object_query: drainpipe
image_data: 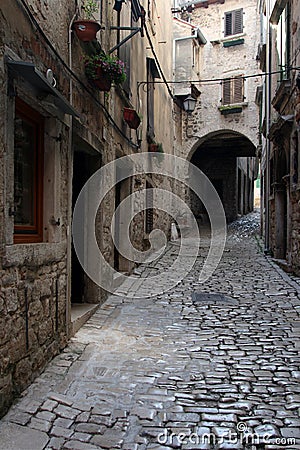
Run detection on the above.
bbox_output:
[264,0,271,251]
[65,6,78,337]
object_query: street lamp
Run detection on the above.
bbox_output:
[183,95,196,114]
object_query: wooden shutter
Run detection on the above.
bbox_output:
[222,79,231,104]
[131,0,142,21]
[233,76,244,103]
[224,12,233,36]
[222,77,244,104]
[233,9,243,34]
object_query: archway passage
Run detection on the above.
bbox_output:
[190,131,258,223]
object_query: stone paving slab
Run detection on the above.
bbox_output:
[0,212,300,449]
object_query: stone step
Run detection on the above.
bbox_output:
[71,303,99,335]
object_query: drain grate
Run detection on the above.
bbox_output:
[191,292,238,306]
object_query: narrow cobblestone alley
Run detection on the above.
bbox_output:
[1,212,300,450]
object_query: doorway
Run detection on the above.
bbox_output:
[113,167,133,273]
[71,147,101,303]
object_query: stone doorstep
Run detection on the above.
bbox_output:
[0,423,49,450]
[71,304,99,336]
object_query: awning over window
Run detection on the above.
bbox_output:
[7,60,79,117]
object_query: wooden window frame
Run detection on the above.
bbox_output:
[14,98,44,243]
[222,76,244,105]
[224,9,243,37]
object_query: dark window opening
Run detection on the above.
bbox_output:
[292,133,299,185]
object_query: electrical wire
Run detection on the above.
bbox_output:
[13,0,300,131]
[143,22,175,100]
[16,0,139,149]
[138,66,300,87]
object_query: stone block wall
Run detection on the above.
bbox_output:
[289,190,300,275]
[0,259,67,415]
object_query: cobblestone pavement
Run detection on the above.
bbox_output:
[1,212,300,450]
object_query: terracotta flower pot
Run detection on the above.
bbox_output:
[149,143,159,152]
[123,108,141,129]
[87,67,112,92]
[72,20,101,42]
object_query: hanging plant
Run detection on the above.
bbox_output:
[72,0,101,42]
[84,53,126,91]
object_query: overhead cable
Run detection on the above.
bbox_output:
[143,22,175,100]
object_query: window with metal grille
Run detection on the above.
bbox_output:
[147,58,155,140]
[224,9,243,37]
[222,76,244,105]
[145,181,153,234]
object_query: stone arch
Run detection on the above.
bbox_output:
[186,129,258,224]
[186,128,257,162]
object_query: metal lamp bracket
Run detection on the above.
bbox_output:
[108,5,145,53]
[108,27,141,54]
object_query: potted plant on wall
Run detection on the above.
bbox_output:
[148,141,164,160]
[72,0,101,42]
[123,107,141,129]
[84,52,126,91]
[148,142,159,152]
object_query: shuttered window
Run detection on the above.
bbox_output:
[224,9,243,36]
[222,76,244,105]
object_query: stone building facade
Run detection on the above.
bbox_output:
[173,0,260,222]
[257,0,300,274]
[0,0,174,416]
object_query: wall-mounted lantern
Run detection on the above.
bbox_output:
[183,95,197,114]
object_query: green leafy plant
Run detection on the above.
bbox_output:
[157,143,164,153]
[157,143,164,162]
[84,53,126,85]
[82,0,98,19]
